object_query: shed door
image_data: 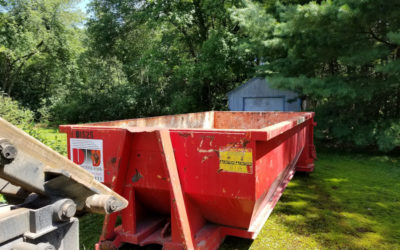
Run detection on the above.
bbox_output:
[243,97,285,111]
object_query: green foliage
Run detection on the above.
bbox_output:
[0,0,84,114]
[377,120,400,152]
[36,0,258,123]
[0,94,66,154]
[47,55,138,123]
[34,127,67,155]
[1,0,400,152]
[232,0,400,152]
[77,0,255,118]
[0,93,34,130]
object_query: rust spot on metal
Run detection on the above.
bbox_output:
[178,132,191,137]
[242,139,250,148]
[111,157,117,164]
[131,169,142,183]
[161,176,170,182]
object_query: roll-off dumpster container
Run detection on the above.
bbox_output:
[60,111,316,249]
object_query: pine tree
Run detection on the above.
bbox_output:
[232,0,400,151]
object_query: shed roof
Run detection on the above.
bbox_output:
[227,77,266,96]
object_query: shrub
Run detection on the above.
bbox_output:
[0,94,66,155]
[0,93,35,131]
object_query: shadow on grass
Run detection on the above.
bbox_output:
[220,153,400,249]
[249,153,400,249]
[271,173,357,247]
[221,236,253,250]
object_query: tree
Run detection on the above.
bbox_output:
[84,0,256,116]
[0,0,84,112]
[232,0,400,151]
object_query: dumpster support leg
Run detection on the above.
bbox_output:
[158,130,195,249]
[296,119,317,172]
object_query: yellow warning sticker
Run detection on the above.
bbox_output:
[219,148,253,174]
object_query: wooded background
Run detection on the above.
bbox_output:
[1,0,399,152]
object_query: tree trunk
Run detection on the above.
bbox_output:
[193,0,208,42]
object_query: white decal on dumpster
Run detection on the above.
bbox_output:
[219,148,253,174]
[70,138,104,182]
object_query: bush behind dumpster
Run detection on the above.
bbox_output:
[0,93,35,131]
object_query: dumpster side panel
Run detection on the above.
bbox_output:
[128,132,170,191]
[170,131,256,228]
[170,131,255,197]
[254,121,309,199]
[296,118,317,172]
[63,127,128,186]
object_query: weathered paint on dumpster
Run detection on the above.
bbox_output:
[60,111,316,249]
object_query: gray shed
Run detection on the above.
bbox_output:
[228,77,301,111]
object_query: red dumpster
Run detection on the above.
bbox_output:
[60,111,316,249]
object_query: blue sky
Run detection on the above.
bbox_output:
[0,0,92,14]
[76,0,91,13]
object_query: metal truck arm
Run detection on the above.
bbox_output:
[0,117,128,250]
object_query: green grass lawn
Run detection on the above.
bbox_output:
[34,127,67,155]
[37,128,400,249]
[223,152,400,250]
